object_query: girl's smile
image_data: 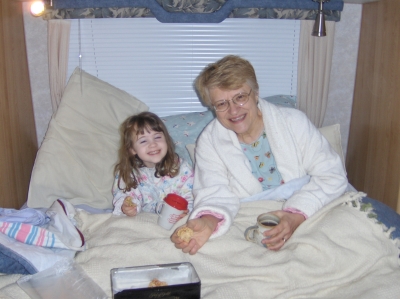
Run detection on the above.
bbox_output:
[130,129,168,168]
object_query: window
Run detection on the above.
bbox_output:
[68,18,299,116]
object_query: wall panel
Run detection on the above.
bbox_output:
[0,0,37,208]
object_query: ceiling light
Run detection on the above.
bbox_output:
[30,0,52,17]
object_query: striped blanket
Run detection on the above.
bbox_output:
[0,199,85,251]
[0,222,61,248]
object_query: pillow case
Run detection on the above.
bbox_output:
[161,110,215,165]
[27,68,148,209]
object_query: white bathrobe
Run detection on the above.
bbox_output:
[190,99,348,238]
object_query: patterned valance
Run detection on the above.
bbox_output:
[43,0,343,21]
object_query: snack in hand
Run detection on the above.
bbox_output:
[124,196,137,208]
[177,226,193,242]
[148,278,168,287]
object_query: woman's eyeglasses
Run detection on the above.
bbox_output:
[212,89,252,112]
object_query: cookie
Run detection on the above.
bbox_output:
[124,196,137,208]
[177,226,193,242]
[148,278,168,287]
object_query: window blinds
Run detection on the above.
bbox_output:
[68,18,300,116]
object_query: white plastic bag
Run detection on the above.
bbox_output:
[17,259,108,299]
[44,199,86,251]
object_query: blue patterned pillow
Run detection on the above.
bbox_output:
[161,95,297,165]
[161,110,215,165]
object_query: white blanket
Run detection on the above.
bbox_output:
[1,191,399,299]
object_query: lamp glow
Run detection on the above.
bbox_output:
[30,1,46,17]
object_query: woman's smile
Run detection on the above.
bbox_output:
[229,114,246,123]
[210,85,262,143]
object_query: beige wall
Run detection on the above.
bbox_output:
[23,2,52,146]
[323,3,362,159]
[23,3,362,159]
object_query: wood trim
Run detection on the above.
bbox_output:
[0,0,38,208]
[343,0,379,3]
[346,0,400,212]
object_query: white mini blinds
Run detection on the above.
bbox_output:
[67,18,300,117]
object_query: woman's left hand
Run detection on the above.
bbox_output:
[262,211,306,251]
[170,215,219,255]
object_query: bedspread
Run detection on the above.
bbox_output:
[1,191,399,299]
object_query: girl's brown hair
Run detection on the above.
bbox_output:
[114,111,179,192]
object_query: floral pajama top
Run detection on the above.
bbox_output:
[112,158,194,215]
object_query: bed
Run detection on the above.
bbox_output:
[0,69,400,299]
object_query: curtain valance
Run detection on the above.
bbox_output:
[44,0,343,21]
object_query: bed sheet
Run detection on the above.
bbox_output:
[0,192,399,299]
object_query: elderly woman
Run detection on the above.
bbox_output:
[171,55,347,254]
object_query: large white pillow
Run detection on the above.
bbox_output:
[318,124,345,169]
[186,124,345,169]
[27,68,148,209]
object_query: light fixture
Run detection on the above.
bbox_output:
[312,0,329,37]
[30,0,52,17]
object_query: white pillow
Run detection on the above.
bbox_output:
[186,124,345,169]
[318,124,345,168]
[27,68,149,209]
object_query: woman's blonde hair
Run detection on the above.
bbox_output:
[114,111,179,192]
[195,55,259,107]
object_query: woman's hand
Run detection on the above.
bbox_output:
[170,215,220,255]
[262,211,305,251]
[121,196,138,217]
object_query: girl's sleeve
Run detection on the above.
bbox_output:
[177,159,194,211]
[112,174,142,215]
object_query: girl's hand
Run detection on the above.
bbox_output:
[122,196,138,217]
[177,209,189,220]
[262,211,305,251]
[170,215,220,255]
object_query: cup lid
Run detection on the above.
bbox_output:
[164,193,188,210]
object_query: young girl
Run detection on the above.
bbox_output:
[112,111,194,217]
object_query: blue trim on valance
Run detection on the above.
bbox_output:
[43,0,343,23]
[48,0,343,22]
[54,0,343,10]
